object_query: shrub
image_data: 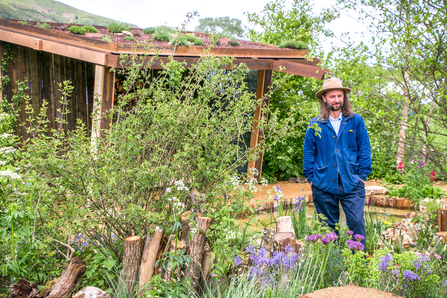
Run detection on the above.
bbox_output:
[67,26,86,35]
[106,21,130,33]
[124,36,135,41]
[18,20,28,25]
[143,27,155,35]
[279,40,308,49]
[170,34,203,46]
[102,35,113,42]
[228,38,240,47]
[36,22,50,29]
[81,25,98,33]
[153,31,171,42]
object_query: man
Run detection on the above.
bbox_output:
[303,77,372,248]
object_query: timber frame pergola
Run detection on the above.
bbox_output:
[0,18,327,180]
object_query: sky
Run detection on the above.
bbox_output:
[56,0,366,53]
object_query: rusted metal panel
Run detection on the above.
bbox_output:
[272,60,327,80]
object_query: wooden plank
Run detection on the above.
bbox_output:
[41,51,54,130]
[272,60,327,80]
[247,70,266,180]
[16,45,28,139]
[100,67,115,130]
[28,48,41,118]
[53,54,63,131]
[86,62,94,134]
[0,41,4,102]
[76,60,87,128]
[255,70,273,181]
[91,64,105,141]
[0,29,109,65]
[65,57,76,131]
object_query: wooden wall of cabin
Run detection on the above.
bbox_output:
[0,41,94,141]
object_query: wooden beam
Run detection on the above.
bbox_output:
[255,70,273,181]
[0,41,3,102]
[91,65,115,142]
[272,60,327,80]
[247,70,266,180]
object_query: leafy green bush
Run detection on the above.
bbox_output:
[228,38,240,47]
[153,31,171,42]
[170,34,203,46]
[143,27,155,35]
[279,40,308,49]
[106,21,130,33]
[36,22,50,29]
[67,26,86,35]
[18,20,28,25]
[102,35,113,42]
[81,25,98,33]
[124,36,135,41]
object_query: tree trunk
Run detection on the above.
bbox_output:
[261,228,275,258]
[273,232,296,253]
[120,236,142,296]
[46,257,86,298]
[396,83,410,174]
[139,228,163,293]
[276,216,292,233]
[187,216,213,293]
[202,250,213,283]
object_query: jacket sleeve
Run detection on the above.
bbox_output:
[356,115,372,181]
[303,122,317,183]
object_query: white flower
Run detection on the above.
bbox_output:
[177,186,189,191]
[155,226,163,233]
[0,133,13,140]
[0,160,7,166]
[259,178,268,186]
[0,169,21,179]
[174,180,184,186]
[231,176,240,186]
[226,230,236,240]
[0,147,16,154]
[190,228,197,235]
[166,187,171,193]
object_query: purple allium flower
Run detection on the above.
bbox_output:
[403,270,420,281]
[306,234,323,242]
[346,240,364,251]
[284,244,294,254]
[326,231,338,241]
[232,255,242,267]
[354,234,365,242]
[347,230,354,236]
[378,253,393,273]
[321,237,330,244]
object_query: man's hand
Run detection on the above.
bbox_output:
[360,179,366,184]
[310,182,312,187]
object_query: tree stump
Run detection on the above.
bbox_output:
[261,228,275,258]
[139,227,163,293]
[202,250,213,283]
[276,216,292,233]
[9,278,38,298]
[273,232,296,253]
[120,236,142,296]
[187,216,213,293]
[46,257,86,298]
[72,287,111,298]
[181,211,191,244]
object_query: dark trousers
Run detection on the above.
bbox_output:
[311,179,366,248]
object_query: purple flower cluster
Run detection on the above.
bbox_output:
[378,253,393,273]
[244,244,300,279]
[321,231,338,245]
[346,240,364,251]
[233,255,242,267]
[306,234,323,242]
[274,185,284,201]
[346,230,354,236]
[295,196,305,212]
[403,270,420,282]
[354,234,364,242]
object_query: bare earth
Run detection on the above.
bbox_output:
[300,284,403,298]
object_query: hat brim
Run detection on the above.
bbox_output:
[315,87,351,99]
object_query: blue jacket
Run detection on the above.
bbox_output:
[303,113,372,194]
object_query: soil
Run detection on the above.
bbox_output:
[43,23,280,49]
[300,283,403,298]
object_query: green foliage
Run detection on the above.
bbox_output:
[81,25,98,33]
[123,36,135,41]
[279,40,308,49]
[67,25,86,35]
[170,34,203,46]
[143,27,155,35]
[36,22,50,29]
[228,38,239,47]
[17,20,28,24]
[195,17,244,38]
[102,35,113,42]
[140,275,190,298]
[153,27,174,42]
[106,21,130,33]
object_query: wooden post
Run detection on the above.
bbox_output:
[248,70,272,181]
[41,52,54,130]
[28,48,40,119]
[438,209,447,232]
[187,216,213,293]
[91,65,115,143]
[276,216,292,233]
[121,236,142,296]
[261,227,275,258]
[139,228,163,293]
[0,41,3,102]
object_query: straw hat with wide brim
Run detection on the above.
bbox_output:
[315,77,351,99]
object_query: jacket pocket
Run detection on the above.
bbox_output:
[348,130,356,148]
[349,162,359,175]
[313,164,330,190]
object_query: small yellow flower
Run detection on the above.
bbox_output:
[384,221,391,225]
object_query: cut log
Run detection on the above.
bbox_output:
[261,228,275,258]
[46,257,86,298]
[273,232,296,253]
[9,278,38,298]
[187,216,213,293]
[438,209,447,232]
[120,236,142,296]
[72,286,111,298]
[139,227,163,293]
[202,250,213,283]
[276,216,292,233]
[181,211,191,244]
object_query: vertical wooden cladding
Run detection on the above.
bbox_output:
[1,44,94,137]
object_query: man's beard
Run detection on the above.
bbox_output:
[326,101,343,112]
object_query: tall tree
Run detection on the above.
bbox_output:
[195,17,244,38]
